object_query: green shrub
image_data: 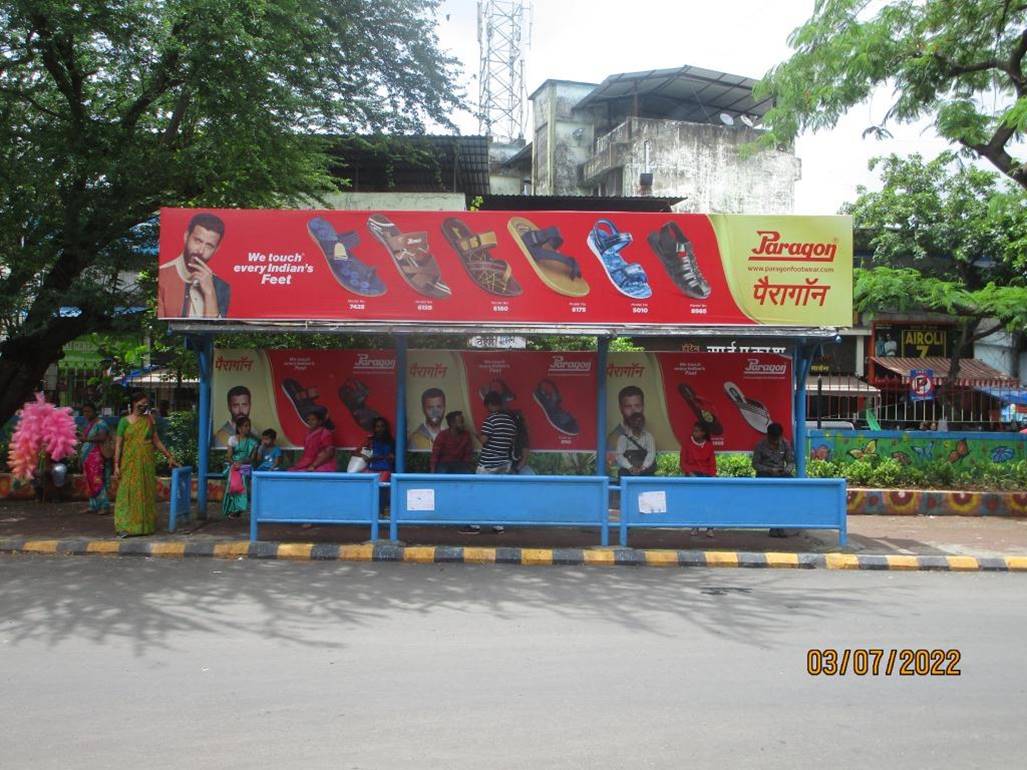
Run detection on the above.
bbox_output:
[716,453,754,477]
[655,453,680,477]
[404,452,431,473]
[869,457,903,488]
[842,459,875,486]
[807,459,841,478]
[158,411,202,474]
[901,466,926,487]
[924,460,956,489]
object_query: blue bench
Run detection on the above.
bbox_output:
[168,466,193,533]
[389,474,611,545]
[618,477,847,546]
[250,471,381,541]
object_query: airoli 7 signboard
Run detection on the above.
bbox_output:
[158,209,852,329]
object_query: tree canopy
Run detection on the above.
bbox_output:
[847,152,1027,379]
[755,0,1027,189]
[847,152,1027,288]
[0,0,459,423]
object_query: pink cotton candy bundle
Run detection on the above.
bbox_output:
[7,393,79,480]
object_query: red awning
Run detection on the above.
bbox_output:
[870,356,1016,383]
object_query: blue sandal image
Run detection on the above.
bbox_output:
[586,219,652,299]
[307,217,387,297]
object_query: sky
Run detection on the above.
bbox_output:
[433,0,956,214]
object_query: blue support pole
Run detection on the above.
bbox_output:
[390,335,407,542]
[195,335,214,517]
[596,335,610,477]
[394,335,407,474]
[793,341,813,478]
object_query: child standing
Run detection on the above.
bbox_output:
[255,429,283,471]
[222,416,258,519]
[679,421,716,538]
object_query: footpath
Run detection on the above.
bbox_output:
[2,500,1027,571]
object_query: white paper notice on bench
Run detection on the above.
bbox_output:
[407,488,435,512]
[638,490,667,514]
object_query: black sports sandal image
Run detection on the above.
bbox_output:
[478,378,516,405]
[282,378,334,430]
[339,378,381,431]
[647,222,711,299]
[533,378,580,436]
[677,383,723,435]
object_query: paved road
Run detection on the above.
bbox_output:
[2,556,1025,768]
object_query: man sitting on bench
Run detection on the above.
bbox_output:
[752,422,795,538]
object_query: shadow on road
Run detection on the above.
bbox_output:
[0,555,914,656]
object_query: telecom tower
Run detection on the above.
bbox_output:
[477,0,530,142]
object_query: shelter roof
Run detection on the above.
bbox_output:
[500,142,533,170]
[476,194,683,212]
[528,79,601,101]
[572,65,773,125]
[975,386,1027,406]
[169,320,840,339]
[871,356,1016,382]
[807,375,881,398]
[329,134,491,198]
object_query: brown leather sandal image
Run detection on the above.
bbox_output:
[441,217,523,297]
[367,214,451,299]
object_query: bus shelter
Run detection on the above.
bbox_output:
[160,207,851,544]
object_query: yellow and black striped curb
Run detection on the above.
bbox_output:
[2,537,1026,571]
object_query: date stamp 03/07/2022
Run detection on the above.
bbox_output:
[807,649,961,677]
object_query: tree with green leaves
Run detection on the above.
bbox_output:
[0,0,459,424]
[846,152,1027,385]
[756,0,1027,189]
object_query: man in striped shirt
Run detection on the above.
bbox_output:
[476,392,517,474]
[460,391,517,535]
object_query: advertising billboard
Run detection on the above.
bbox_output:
[160,209,852,329]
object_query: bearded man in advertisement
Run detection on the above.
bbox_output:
[158,212,231,318]
[214,385,259,448]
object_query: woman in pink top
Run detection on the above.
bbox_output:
[292,412,336,472]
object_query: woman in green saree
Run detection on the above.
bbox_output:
[222,415,258,518]
[112,390,178,537]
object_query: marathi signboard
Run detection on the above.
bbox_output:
[212,349,792,452]
[159,209,852,329]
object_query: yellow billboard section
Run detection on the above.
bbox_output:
[711,215,853,327]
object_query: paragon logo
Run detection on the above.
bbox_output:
[749,230,837,262]
[744,358,788,376]
[548,355,592,373]
[354,353,395,371]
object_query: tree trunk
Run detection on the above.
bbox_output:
[941,319,978,423]
[0,349,62,427]
[0,313,101,426]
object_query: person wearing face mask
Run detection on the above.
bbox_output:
[614,411,656,477]
[112,390,178,537]
[158,212,231,318]
[408,387,447,451]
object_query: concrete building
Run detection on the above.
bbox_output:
[498,65,801,213]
